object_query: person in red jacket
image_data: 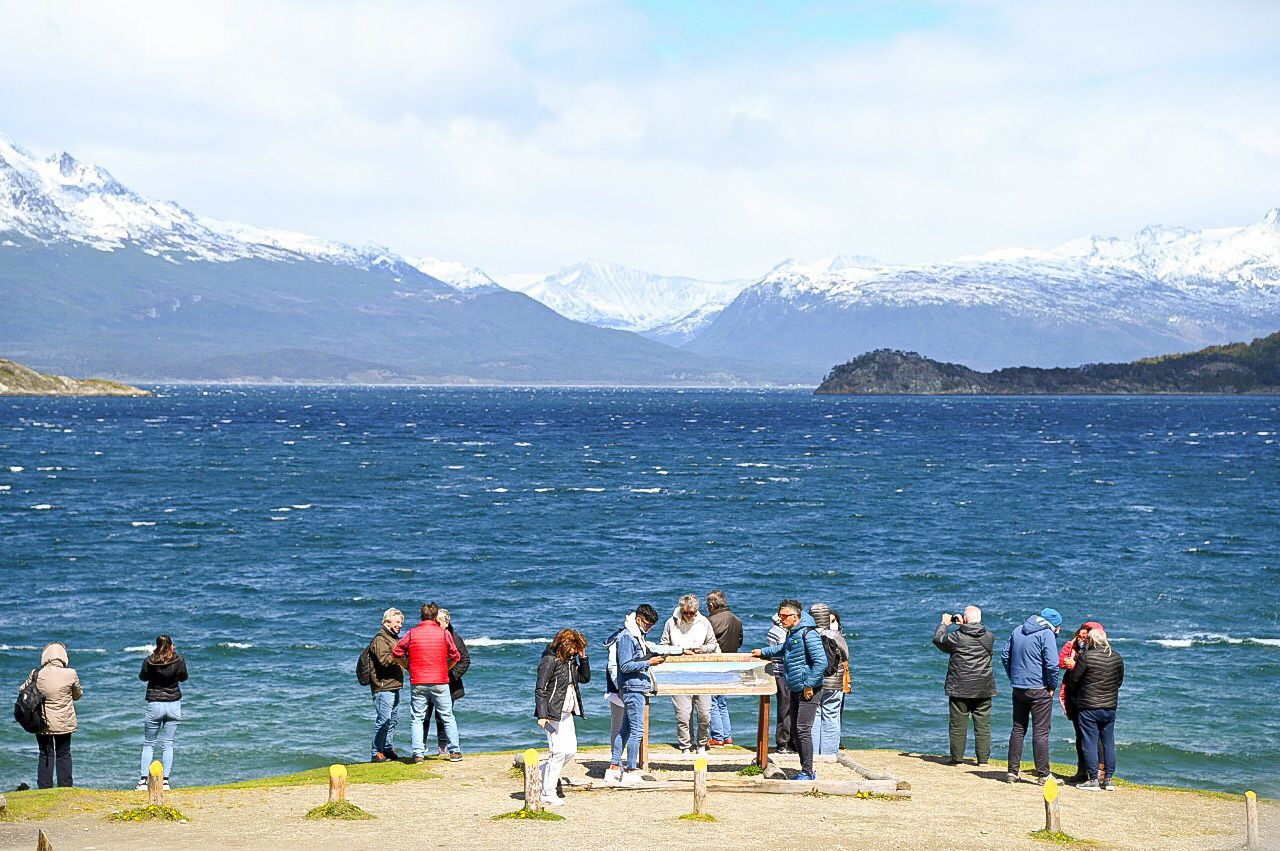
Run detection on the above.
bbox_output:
[393,602,463,763]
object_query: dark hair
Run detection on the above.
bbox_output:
[549,629,587,662]
[421,602,439,621]
[150,635,175,664]
[706,590,727,613]
[635,604,658,625]
[779,599,803,615]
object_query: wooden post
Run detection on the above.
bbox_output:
[640,697,651,771]
[1246,790,1259,849]
[693,757,708,816]
[328,764,347,804]
[147,759,164,806]
[755,694,770,769]
[1043,777,1061,834]
[522,748,543,813]
[0,793,6,819]
[36,829,52,851]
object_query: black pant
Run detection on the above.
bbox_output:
[774,675,795,750]
[36,733,73,788]
[1008,687,1052,777]
[780,687,821,774]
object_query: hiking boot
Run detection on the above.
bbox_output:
[1077,779,1102,792]
[448,751,463,762]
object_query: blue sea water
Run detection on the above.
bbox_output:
[0,388,1277,795]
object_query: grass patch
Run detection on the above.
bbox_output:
[736,765,762,777]
[854,791,905,801]
[202,759,439,791]
[508,766,525,779]
[678,812,718,822]
[492,808,565,821]
[0,788,135,822]
[1110,777,1244,801]
[305,801,374,821]
[802,788,829,798]
[109,804,187,823]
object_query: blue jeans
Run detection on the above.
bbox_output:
[140,701,181,779]
[611,692,646,770]
[814,689,843,754]
[371,690,400,759]
[1078,708,1117,779]
[411,684,458,757]
[709,695,732,741]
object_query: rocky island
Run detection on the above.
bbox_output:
[1,357,151,396]
[816,331,1280,395]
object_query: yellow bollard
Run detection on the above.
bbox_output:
[328,764,348,804]
[1246,790,1259,849]
[1043,777,1061,834]
[693,757,708,815]
[147,759,164,806]
[522,749,543,813]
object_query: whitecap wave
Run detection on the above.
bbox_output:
[467,637,548,647]
[30,504,53,510]
[1145,634,1280,649]
[215,642,254,649]
[0,644,38,651]
[130,521,157,527]
[630,487,662,493]
[124,645,155,653]
[8,466,23,473]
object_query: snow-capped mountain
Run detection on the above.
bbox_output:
[686,212,1280,373]
[0,135,798,385]
[503,259,751,343]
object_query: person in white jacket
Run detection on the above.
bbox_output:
[660,594,720,754]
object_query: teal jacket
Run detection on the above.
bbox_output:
[759,612,827,692]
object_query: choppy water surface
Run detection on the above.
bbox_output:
[1,388,1276,794]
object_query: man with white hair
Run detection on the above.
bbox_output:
[661,593,720,754]
[368,607,406,762]
[932,605,996,766]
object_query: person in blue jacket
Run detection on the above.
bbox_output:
[752,599,827,781]
[608,604,666,784]
[1001,607,1062,784]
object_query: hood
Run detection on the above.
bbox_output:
[958,623,988,638]
[602,625,624,648]
[771,613,783,626]
[147,655,184,673]
[624,611,645,641]
[41,643,68,667]
[1022,615,1053,634]
[794,612,818,631]
[810,603,831,629]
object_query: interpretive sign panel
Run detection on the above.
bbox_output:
[649,653,775,696]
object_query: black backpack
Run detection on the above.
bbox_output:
[355,645,374,687]
[13,665,48,734]
[805,628,845,679]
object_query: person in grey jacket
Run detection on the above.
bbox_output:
[660,594,719,754]
[810,603,849,760]
[932,606,996,765]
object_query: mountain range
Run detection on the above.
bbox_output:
[2,132,1278,383]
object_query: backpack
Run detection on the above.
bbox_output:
[355,645,374,687]
[804,628,845,679]
[13,666,48,734]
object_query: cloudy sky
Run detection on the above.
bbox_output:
[2,0,1277,280]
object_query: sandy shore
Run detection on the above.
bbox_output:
[0,747,1274,850]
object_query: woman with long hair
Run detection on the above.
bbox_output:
[1065,627,1124,792]
[136,634,188,791]
[534,628,590,807]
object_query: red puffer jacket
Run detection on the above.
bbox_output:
[392,620,460,685]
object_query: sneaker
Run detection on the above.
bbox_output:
[707,739,724,748]
[371,752,390,763]
[448,751,463,762]
[437,746,448,757]
[680,747,693,756]
[1006,772,1020,784]
[162,777,172,792]
[413,755,426,764]
[976,760,989,766]
[776,747,797,755]
[1077,779,1102,792]
[383,748,400,761]
[604,766,622,782]
[620,770,644,786]
[696,746,708,755]
[793,771,816,781]
[1064,773,1088,785]
[946,758,963,766]
[540,795,564,808]
[134,777,148,792]
[1102,778,1116,792]
[1031,774,1050,786]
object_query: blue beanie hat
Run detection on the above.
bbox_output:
[1039,608,1063,627]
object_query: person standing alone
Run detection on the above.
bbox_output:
[1002,607,1062,784]
[932,607,996,766]
[393,602,463,762]
[31,643,83,788]
[706,589,743,747]
[368,608,405,762]
[135,635,189,790]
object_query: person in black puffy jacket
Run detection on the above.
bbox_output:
[1065,628,1124,792]
[534,629,590,807]
[136,635,188,791]
[933,606,997,765]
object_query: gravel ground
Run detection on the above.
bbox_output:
[1,747,1274,850]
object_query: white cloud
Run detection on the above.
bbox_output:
[1,0,1276,279]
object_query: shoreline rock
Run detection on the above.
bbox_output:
[0,357,151,397]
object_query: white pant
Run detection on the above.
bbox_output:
[541,712,577,801]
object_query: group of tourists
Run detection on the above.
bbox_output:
[14,635,186,791]
[933,606,1125,792]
